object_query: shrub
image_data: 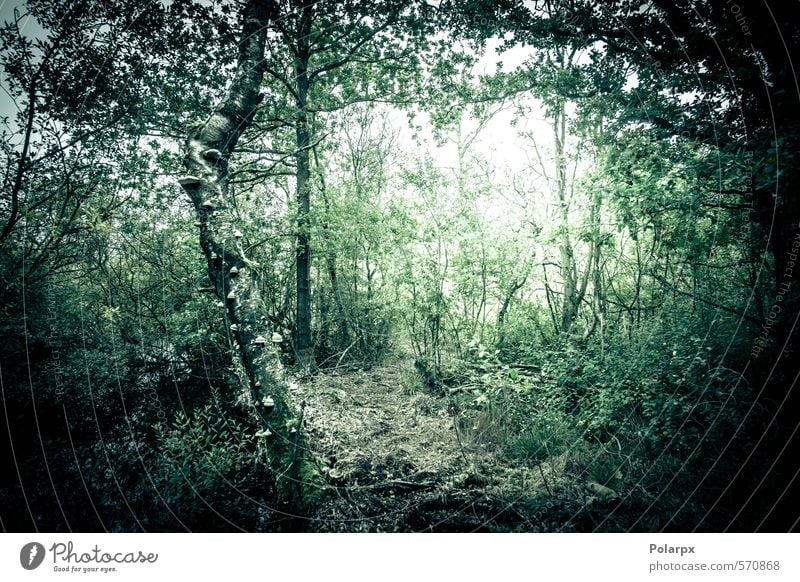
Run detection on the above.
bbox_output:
[148,405,268,531]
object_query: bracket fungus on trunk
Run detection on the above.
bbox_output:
[261,395,275,412]
[178,0,321,514]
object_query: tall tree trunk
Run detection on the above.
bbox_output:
[583,187,604,349]
[314,147,351,351]
[553,98,580,334]
[177,0,317,515]
[294,3,314,370]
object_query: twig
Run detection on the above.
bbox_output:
[334,338,359,368]
[451,409,471,468]
[538,462,553,497]
[368,480,436,492]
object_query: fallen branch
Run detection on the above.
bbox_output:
[367,480,437,492]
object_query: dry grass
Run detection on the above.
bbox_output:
[290,362,607,532]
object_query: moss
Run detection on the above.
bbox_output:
[272,451,326,515]
[297,457,326,507]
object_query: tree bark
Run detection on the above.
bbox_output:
[177,0,318,516]
[293,2,315,370]
[553,97,581,334]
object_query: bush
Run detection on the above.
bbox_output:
[148,405,269,531]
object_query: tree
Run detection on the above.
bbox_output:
[0,0,264,530]
[175,0,320,514]
[514,43,609,338]
[314,103,401,364]
[488,0,800,529]
[244,0,432,368]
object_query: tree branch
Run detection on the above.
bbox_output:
[650,271,762,325]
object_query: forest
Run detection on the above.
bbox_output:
[1,0,798,533]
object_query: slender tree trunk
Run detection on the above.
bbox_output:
[294,4,314,370]
[553,99,580,334]
[542,262,559,334]
[177,0,317,515]
[584,188,604,349]
[497,275,527,349]
[314,148,350,350]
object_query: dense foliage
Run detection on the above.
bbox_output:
[1,0,798,531]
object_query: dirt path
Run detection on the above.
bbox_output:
[293,362,574,532]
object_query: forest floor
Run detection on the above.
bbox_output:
[292,361,597,532]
